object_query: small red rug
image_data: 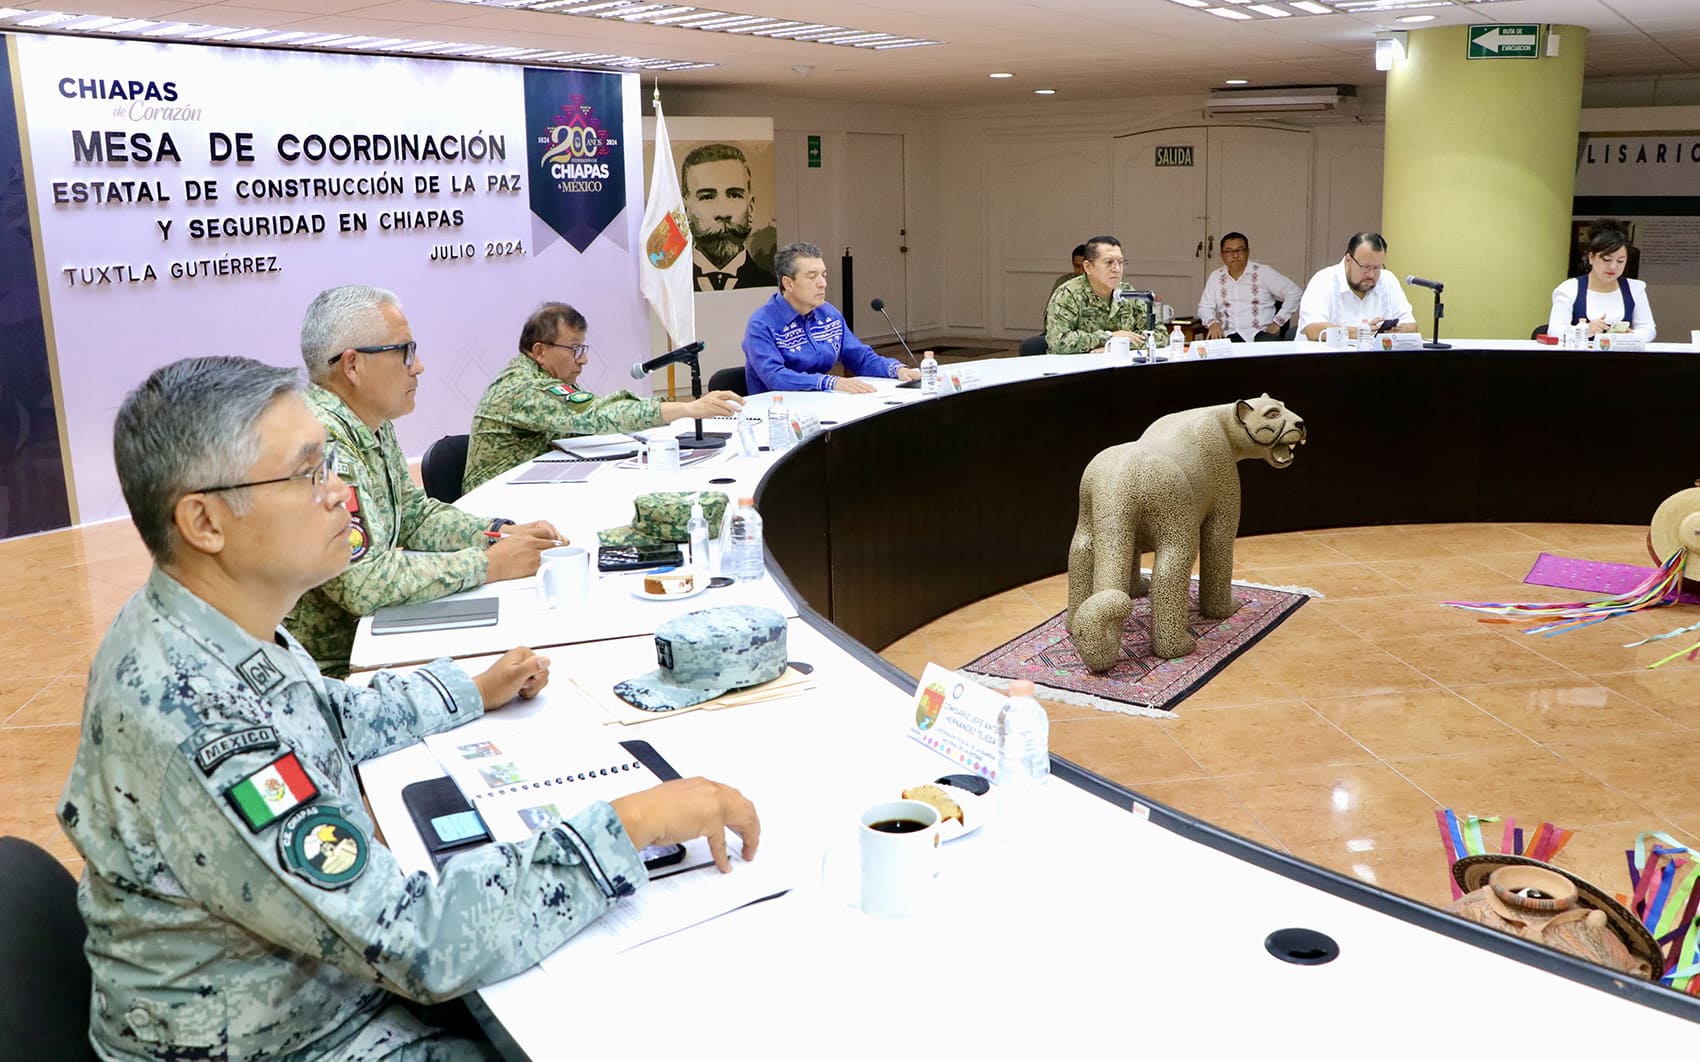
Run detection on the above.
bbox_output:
[962,580,1309,717]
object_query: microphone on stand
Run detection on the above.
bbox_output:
[1404,277,1451,350]
[869,297,919,367]
[630,339,706,379]
[629,340,726,450]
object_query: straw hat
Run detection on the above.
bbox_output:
[1649,484,1700,580]
[1451,854,1663,977]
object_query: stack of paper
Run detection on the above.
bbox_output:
[552,433,641,459]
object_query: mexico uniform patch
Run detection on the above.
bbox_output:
[547,384,593,405]
[225,751,319,832]
[277,805,369,889]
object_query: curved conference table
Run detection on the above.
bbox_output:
[357,339,1700,1058]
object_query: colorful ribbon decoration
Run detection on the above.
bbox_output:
[1436,808,1573,900]
[1627,831,1700,990]
[1442,551,1694,667]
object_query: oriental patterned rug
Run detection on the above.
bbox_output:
[962,580,1310,718]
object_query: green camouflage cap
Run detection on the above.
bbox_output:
[613,605,788,712]
[598,491,729,549]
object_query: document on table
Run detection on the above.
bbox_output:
[551,433,641,459]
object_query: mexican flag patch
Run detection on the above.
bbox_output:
[225,751,319,832]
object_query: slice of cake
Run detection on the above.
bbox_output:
[643,572,696,596]
[901,783,965,828]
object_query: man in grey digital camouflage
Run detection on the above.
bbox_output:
[461,302,740,493]
[286,285,561,677]
[1043,234,1166,355]
[58,355,761,1061]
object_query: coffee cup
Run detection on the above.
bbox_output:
[1105,335,1131,358]
[537,546,589,609]
[1321,326,1346,347]
[857,798,941,918]
[1691,329,1700,351]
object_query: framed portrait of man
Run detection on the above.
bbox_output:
[645,118,777,294]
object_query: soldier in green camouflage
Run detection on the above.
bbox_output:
[59,355,761,1062]
[1043,234,1168,354]
[286,285,563,676]
[462,302,741,493]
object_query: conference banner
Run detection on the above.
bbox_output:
[11,34,646,524]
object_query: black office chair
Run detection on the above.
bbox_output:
[707,366,748,397]
[421,434,470,503]
[0,836,97,1061]
[1018,334,1048,357]
[1531,324,1549,341]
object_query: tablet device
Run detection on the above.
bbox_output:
[371,597,499,635]
[896,378,922,389]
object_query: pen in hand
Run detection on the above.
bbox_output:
[484,529,566,546]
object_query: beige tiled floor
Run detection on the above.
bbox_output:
[5,518,1697,916]
[880,522,1700,909]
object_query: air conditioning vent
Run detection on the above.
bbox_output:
[1205,85,1357,116]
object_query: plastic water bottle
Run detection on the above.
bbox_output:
[685,498,710,576]
[728,497,765,583]
[767,396,792,453]
[1169,323,1186,356]
[920,349,939,396]
[1144,329,1158,361]
[996,679,1050,836]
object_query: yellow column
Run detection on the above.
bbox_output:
[1383,24,1587,340]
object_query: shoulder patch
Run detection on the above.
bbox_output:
[345,486,369,561]
[278,805,368,889]
[546,384,569,396]
[567,390,593,405]
[236,650,287,697]
[225,750,319,832]
[194,726,280,776]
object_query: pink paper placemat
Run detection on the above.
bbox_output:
[1524,552,1700,604]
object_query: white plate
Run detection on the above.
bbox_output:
[628,572,708,602]
[904,781,990,843]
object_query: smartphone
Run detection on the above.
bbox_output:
[597,544,685,572]
[1374,318,1400,335]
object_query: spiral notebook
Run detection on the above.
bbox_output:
[421,719,670,844]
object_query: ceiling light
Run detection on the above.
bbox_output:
[989,72,1014,78]
[1225,78,1249,85]
[1247,4,1292,16]
[1396,14,1435,22]
[1205,7,1254,20]
[1034,88,1056,95]
[1289,1,1331,12]
[1167,0,1212,6]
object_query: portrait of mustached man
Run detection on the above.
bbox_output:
[681,142,777,291]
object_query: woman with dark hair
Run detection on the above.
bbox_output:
[1547,220,1657,341]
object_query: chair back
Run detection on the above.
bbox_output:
[707,366,749,397]
[1531,324,1549,341]
[0,836,97,1060]
[1018,334,1048,357]
[422,434,471,503]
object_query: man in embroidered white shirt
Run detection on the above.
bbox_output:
[1198,232,1303,343]
[1297,231,1419,341]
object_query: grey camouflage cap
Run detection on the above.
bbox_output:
[614,605,788,712]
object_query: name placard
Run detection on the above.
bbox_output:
[908,663,1005,781]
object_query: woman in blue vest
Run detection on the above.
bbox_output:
[1547,220,1657,342]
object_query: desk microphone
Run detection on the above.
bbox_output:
[630,340,706,379]
[869,297,919,366]
[1405,275,1445,292]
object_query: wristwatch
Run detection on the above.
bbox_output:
[488,518,515,535]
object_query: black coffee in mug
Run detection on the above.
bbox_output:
[867,818,929,834]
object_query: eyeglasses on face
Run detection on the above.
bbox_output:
[192,442,341,504]
[545,342,592,359]
[1093,257,1127,270]
[1348,256,1384,275]
[329,341,418,368]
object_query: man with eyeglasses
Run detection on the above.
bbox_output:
[1198,232,1303,343]
[287,284,563,676]
[59,355,761,1062]
[1044,234,1165,355]
[461,301,741,493]
[1296,231,1418,341]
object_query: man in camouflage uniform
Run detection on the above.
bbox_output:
[1044,234,1167,355]
[461,302,740,493]
[286,285,562,677]
[59,355,761,1062]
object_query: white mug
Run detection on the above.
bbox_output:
[537,546,589,609]
[641,436,680,474]
[1321,326,1347,347]
[1105,335,1131,358]
[1691,329,1700,351]
[857,798,942,919]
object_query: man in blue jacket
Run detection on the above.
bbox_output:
[741,240,922,394]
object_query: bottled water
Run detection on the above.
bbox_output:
[728,497,765,583]
[1169,323,1186,356]
[736,415,760,457]
[685,498,710,576]
[996,679,1050,836]
[920,349,939,397]
[767,396,792,453]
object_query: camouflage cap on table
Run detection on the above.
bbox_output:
[599,491,730,549]
[614,605,787,712]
